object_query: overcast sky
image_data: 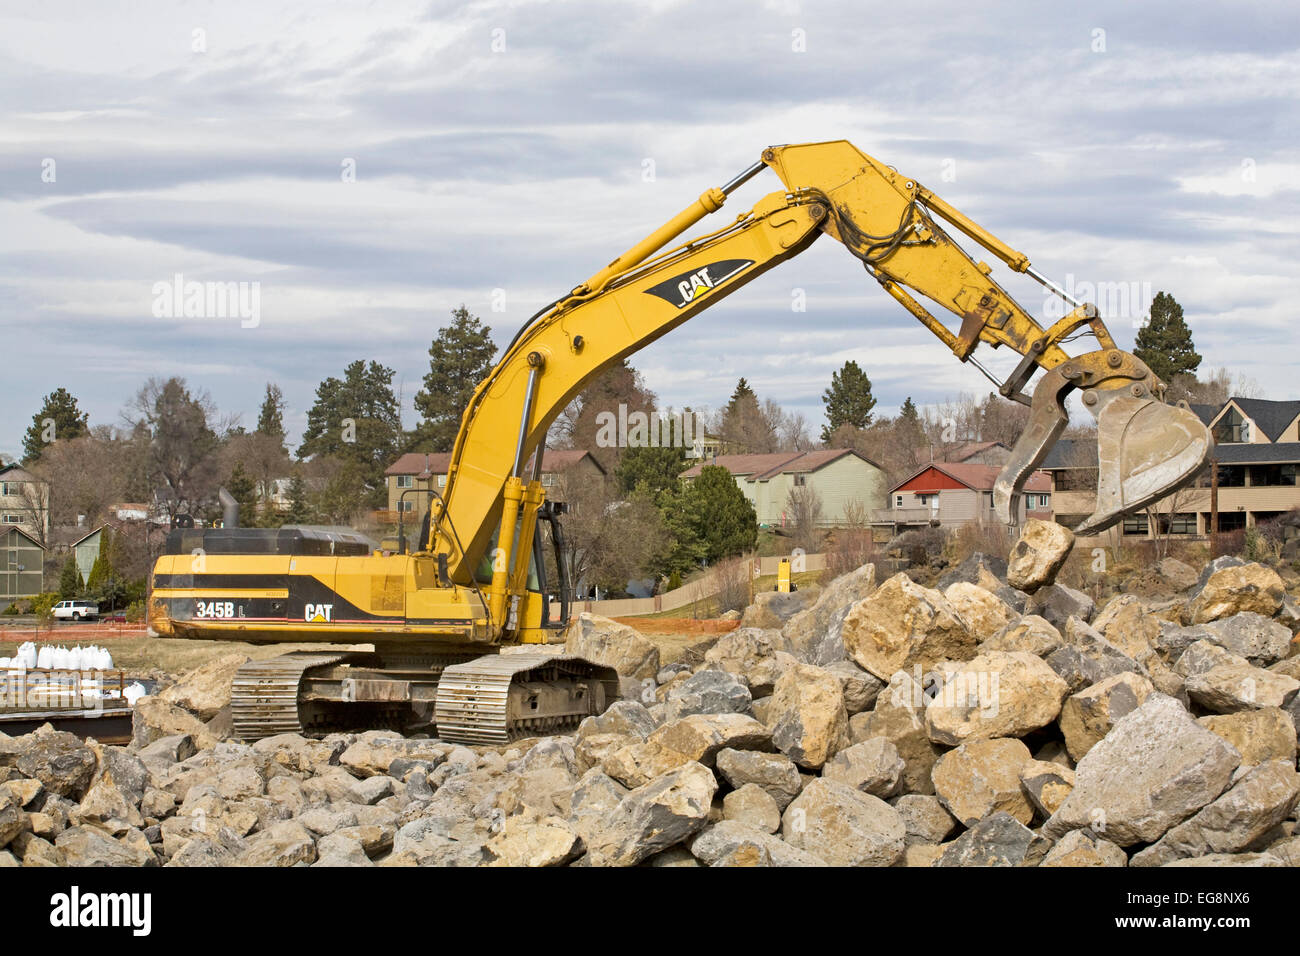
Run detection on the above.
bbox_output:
[2,0,1297,460]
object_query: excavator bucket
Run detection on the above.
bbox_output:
[1073,395,1211,535]
[995,349,1212,535]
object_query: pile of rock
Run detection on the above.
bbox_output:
[1,545,1296,867]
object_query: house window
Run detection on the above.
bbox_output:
[793,474,807,486]
[1214,407,1248,444]
[438,474,447,487]
[895,495,903,508]
[1215,465,1246,487]
[1121,514,1148,536]
[1054,469,1098,491]
[541,474,555,487]
[1249,464,1297,487]
[2,514,22,524]
[984,492,994,510]
[395,475,414,489]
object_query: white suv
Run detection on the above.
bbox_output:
[53,600,99,621]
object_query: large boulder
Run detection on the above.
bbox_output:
[765,662,850,770]
[1006,519,1075,593]
[780,778,906,867]
[924,651,1069,745]
[600,740,691,790]
[576,700,658,740]
[722,784,782,833]
[930,737,1034,826]
[841,573,976,680]
[1187,563,1287,624]
[891,794,957,845]
[937,552,1008,593]
[1045,694,1241,846]
[1059,672,1156,762]
[782,562,877,664]
[586,761,717,867]
[55,826,155,867]
[564,613,660,680]
[159,654,249,720]
[1040,829,1128,867]
[1130,759,1300,867]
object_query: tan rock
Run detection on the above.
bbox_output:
[931,737,1035,826]
[1020,759,1075,819]
[841,573,976,681]
[1059,672,1156,761]
[722,783,781,834]
[486,815,583,867]
[1006,518,1075,593]
[131,697,219,751]
[980,615,1063,657]
[600,740,691,790]
[924,651,1069,745]
[159,654,249,720]
[765,663,850,770]
[1186,662,1299,713]
[1197,709,1297,766]
[821,738,904,798]
[943,582,1016,639]
[702,628,793,696]
[780,778,906,867]
[782,561,877,664]
[648,714,772,766]
[1041,829,1127,867]
[1188,563,1287,624]
[563,613,660,680]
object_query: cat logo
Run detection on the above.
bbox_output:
[305,603,334,623]
[643,259,755,309]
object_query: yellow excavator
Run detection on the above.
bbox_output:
[148,140,1211,744]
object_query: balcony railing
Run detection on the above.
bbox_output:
[872,507,938,524]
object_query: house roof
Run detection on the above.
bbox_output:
[70,526,106,549]
[1214,442,1300,465]
[0,525,45,549]
[0,463,39,481]
[1219,397,1300,442]
[750,448,880,481]
[891,462,1051,494]
[1189,404,1219,426]
[385,452,454,478]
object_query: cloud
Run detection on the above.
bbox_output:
[0,0,1296,461]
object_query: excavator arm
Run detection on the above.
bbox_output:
[429,140,1211,630]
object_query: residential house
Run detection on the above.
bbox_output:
[1039,396,1300,542]
[0,462,50,544]
[0,525,45,601]
[873,462,1051,537]
[71,527,105,585]
[382,449,607,528]
[679,449,887,527]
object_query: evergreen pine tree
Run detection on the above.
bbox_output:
[821,360,877,442]
[58,553,84,600]
[413,307,497,452]
[22,388,89,462]
[1134,291,1201,382]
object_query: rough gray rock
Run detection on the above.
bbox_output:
[689,820,825,866]
[1046,694,1241,846]
[935,811,1035,866]
[1130,759,1300,866]
[585,761,717,867]
[1045,617,1146,693]
[662,670,753,721]
[1025,584,1095,631]
[714,748,803,811]
[891,794,957,845]
[1201,612,1293,666]
[821,738,904,798]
